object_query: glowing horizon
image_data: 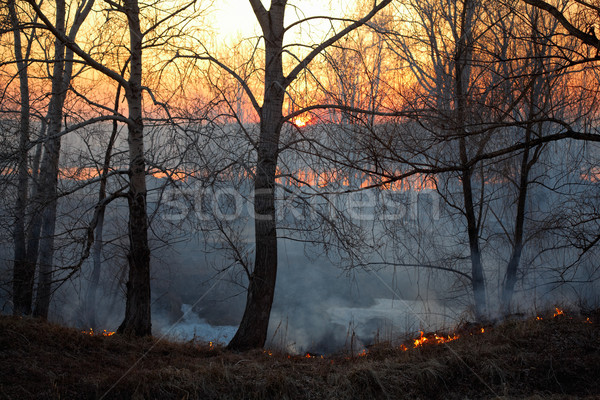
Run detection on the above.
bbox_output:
[210,0,356,43]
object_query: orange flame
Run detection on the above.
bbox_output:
[413,331,428,347]
[82,328,115,336]
[413,331,460,348]
[553,308,564,318]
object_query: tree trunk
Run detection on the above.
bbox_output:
[455,0,486,321]
[85,209,104,329]
[227,111,283,350]
[226,0,390,349]
[33,198,58,318]
[9,0,33,316]
[501,127,533,314]
[32,0,72,319]
[228,1,286,351]
[461,164,487,319]
[86,87,121,329]
[117,0,152,336]
[84,81,122,329]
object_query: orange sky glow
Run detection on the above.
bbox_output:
[0,0,404,124]
[210,1,357,42]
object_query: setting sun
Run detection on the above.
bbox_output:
[292,115,311,127]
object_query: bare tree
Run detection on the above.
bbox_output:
[27,0,150,334]
[17,0,209,334]
[28,0,95,319]
[175,0,392,350]
[83,75,124,329]
[370,0,599,318]
[8,0,35,316]
[496,5,562,313]
[381,0,490,319]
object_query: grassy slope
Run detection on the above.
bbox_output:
[1,309,599,400]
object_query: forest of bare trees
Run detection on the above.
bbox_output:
[1,0,599,351]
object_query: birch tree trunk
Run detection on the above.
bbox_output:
[32,0,67,319]
[117,0,152,336]
[32,0,95,319]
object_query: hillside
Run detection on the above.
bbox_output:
[1,309,599,399]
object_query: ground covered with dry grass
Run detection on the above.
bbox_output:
[1,308,599,399]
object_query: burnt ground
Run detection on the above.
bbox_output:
[1,308,599,399]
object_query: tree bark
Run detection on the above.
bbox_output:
[117,0,152,336]
[32,0,67,319]
[9,0,33,316]
[32,0,93,319]
[228,0,286,351]
[33,201,58,318]
[460,163,487,319]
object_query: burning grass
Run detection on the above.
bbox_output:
[1,308,599,399]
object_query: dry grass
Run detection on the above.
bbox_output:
[1,308,599,399]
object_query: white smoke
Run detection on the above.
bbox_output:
[158,304,237,344]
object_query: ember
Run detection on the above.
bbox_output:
[82,328,115,337]
[304,352,324,359]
